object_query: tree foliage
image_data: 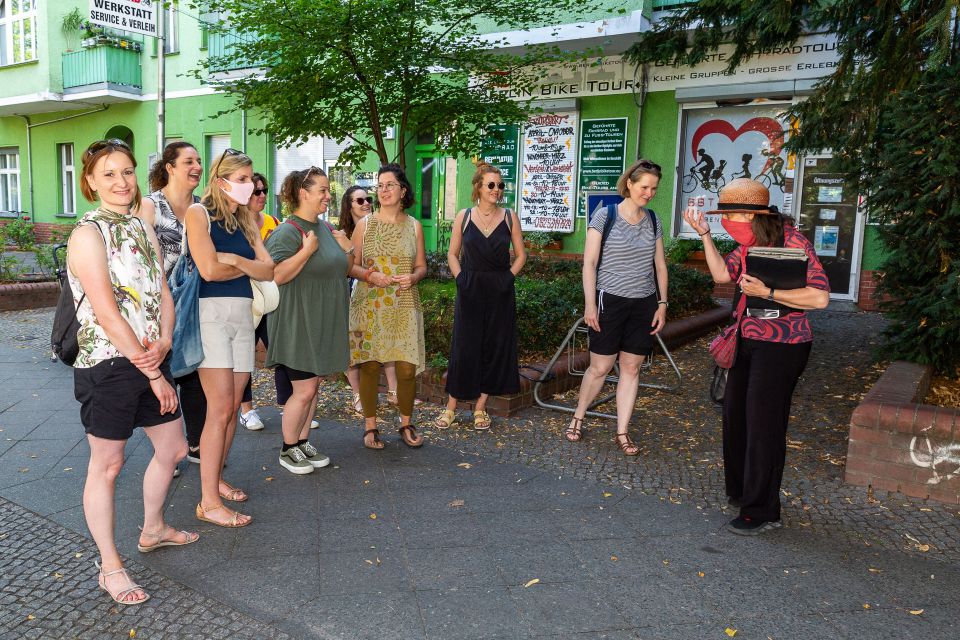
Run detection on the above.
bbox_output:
[197,0,601,168]
[625,1,960,373]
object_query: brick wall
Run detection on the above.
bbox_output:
[1,220,75,245]
[0,282,60,312]
[856,270,889,311]
[845,361,960,505]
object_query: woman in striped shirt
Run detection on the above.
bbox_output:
[565,159,668,455]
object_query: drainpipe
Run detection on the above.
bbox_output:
[15,105,109,218]
[241,107,247,153]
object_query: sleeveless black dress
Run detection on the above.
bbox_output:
[446,211,520,400]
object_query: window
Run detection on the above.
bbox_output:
[163,3,179,54]
[0,0,37,66]
[0,147,21,214]
[206,134,232,182]
[59,144,76,216]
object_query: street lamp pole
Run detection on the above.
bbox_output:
[157,5,166,155]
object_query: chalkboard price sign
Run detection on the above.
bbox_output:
[480,124,520,210]
[578,118,627,217]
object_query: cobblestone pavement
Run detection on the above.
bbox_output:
[2,306,959,640]
[0,498,289,640]
[297,307,960,564]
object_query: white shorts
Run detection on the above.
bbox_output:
[198,297,255,372]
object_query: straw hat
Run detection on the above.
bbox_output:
[251,279,280,328]
[705,178,779,215]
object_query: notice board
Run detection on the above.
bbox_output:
[578,118,627,217]
[518,112,577,232]
[480,124,520,211]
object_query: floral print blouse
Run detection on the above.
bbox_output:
[68,209,164,368]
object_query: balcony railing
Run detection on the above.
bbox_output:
[652,0,694,9]
[208,30,266,73]
[62,46,141,94]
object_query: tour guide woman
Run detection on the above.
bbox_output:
[565,159,668,456]
[683,178,829,535]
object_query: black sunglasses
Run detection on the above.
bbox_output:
[636,160,662,172]
[353,196,373,205]
[85,138,130,157]
[486,181,506,190]
[252,188,267,196]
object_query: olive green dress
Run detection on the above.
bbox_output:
[266,217,349,376]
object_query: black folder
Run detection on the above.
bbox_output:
[744,247,808,312]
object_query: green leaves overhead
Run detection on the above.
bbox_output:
[196,0,600,168]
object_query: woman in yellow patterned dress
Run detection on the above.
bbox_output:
[349,164,427,449]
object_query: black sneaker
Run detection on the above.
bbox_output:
[726,516,782,536]
[186,447,200,464]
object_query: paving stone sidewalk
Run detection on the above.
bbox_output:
[1,307,959,639]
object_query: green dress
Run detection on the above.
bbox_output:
[265,217,349,376]
[349,215,425,373]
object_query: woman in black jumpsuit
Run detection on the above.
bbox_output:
[437,163,526,430]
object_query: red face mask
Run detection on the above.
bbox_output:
[721,219,756,246]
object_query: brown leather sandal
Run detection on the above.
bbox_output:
[614,432,640,456]
[363,427,384,450]
[565,416,585,442]
[398,424,424,448]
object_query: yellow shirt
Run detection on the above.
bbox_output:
[260,214,280,240]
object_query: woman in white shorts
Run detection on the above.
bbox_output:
[185,149,273,527]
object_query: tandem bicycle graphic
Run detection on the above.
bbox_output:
[909,428,960,485]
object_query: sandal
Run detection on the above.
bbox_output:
[398,424,424,448]
[385,390,398,405]
[137,525,199,553]
[352,392,363,414]
[96,560,149,606]
[218,480,248,503]
[435,409,456,430]
[473,410,492,431]
[565,416,585,442]
[363,427,384,450]
[195,503,252,528]
[614,432,640,456]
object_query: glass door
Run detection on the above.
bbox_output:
[414,152,443,251]
[794,156,865,300]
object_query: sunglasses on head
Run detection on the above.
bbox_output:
[636,160,661,172]
[85,138,130,158]
[486,181,506,191]
[212,147,248,176]
[354,196,373,205]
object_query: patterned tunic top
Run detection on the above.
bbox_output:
[724,225,830,344]
[69,209,164,368]
[348,215,425,373]
[146,190,198,279]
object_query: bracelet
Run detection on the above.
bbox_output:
[147,372,162,381]
[657,300,669,307]
[345,246,355,255]
[699,231,711,237]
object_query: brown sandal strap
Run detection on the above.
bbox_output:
[615,433,639,454]
[364,428,382,442]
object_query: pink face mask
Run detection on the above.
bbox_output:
[721,219,756,247]
[220,179,255,205]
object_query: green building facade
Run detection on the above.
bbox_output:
[0,1,883,305]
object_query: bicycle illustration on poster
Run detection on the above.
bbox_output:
[676,104,790,237]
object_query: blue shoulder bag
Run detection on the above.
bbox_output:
[168,208,208,378]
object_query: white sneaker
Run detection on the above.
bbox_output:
[240,409,265,431]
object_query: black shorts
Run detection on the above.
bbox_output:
[275,364,319,382]
[587,291,658,356]
[74,357,182,441]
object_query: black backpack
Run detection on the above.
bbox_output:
[51,222,107,366]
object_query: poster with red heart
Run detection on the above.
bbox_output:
[677,104,790,238]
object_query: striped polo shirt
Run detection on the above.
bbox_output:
[590,206,662,299]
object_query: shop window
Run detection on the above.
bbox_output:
[0,147,21,215]
[675,102,791,238]
[0,0,37,66]
[58,143,76,217]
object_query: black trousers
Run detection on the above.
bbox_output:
[175,371,206,449]
[241,317,270,404]
[723,338,811,522]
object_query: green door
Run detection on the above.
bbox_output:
[414,152,443,252]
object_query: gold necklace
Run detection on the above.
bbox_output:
[474,206,499,235]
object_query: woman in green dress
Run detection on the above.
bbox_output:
[266,167,355,474]
[349,164,427,449]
